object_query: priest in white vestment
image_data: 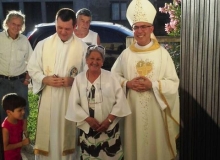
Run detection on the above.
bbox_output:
[27,8,87,160]
[111,0,180,160]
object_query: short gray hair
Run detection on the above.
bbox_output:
[76,8,92,19]
[86,45,105,61]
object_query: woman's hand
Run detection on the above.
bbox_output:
[85,117,100,131]
[96,119,111,132]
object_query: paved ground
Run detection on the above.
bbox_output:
[20,144,179,160]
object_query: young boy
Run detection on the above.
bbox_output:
[1,93,30,160]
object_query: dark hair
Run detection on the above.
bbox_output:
[55,8,76,26]
[2,93,26,112]
[76,8,92,19]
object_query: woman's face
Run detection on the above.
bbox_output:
[86,51,104,72]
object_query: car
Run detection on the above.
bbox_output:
[27,21,133,70]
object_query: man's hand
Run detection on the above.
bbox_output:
[42,75,74,87]
[126,76,152,92]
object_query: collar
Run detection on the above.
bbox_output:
[129,38,160,52]
[58,34,74,44]
[5,30,21,40]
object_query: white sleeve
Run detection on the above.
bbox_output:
[152,81,167,110]
[27,40,46,94]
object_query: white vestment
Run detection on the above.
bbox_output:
[111,40,180,160]
[27,33,87,160]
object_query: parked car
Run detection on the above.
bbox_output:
[27,21,133,70]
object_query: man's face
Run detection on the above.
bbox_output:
[56,17,75,42]
[132,22,154,46]
[76,15,91,32]
[6,17,23,38]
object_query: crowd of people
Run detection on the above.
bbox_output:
[0,0,180,160]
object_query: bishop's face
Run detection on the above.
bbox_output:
[132,22,154,46]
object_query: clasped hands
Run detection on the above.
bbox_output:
[42,74,74,87]
[85,117,111,133]
[127,76,152,92]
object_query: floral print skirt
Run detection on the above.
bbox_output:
[79,109,124,160]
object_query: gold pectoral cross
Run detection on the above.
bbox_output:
[45,66,52,76]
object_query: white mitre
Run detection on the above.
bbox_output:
[126,0,157,26]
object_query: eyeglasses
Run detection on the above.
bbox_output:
[87,45,105,55]
[86,74,103,105]
[87,85,103,105]
[132,25,152,31]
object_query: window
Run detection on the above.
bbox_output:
[111,2,127,20]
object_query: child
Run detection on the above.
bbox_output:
[1,93,30,160]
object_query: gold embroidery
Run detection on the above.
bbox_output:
[129,39,160,52]
[62,148,75,156]
[136,60,153,76]
[158,80,179,157]
[34,149,49,156]
[45,66,52,76]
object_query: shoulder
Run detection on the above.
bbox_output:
[18,34,31,44]
[101,69,110,75]
[89,30,98,36]
[76,70,86,79]
[101,69,117,79]
[35,33,56,49]
[73,35,87,45]
[19,33,28,39]
[34,38,46,50]
[117,47,131,58]
[1,118,10,129]
[158,45,171,56]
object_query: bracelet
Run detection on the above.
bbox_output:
[108,118,113,124]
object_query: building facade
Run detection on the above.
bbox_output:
[0,0,172,35]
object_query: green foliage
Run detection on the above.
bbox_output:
[27,91,39,144]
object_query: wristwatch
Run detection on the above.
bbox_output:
[108,118,113,124]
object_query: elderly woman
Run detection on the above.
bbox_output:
[66,45,131,159]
